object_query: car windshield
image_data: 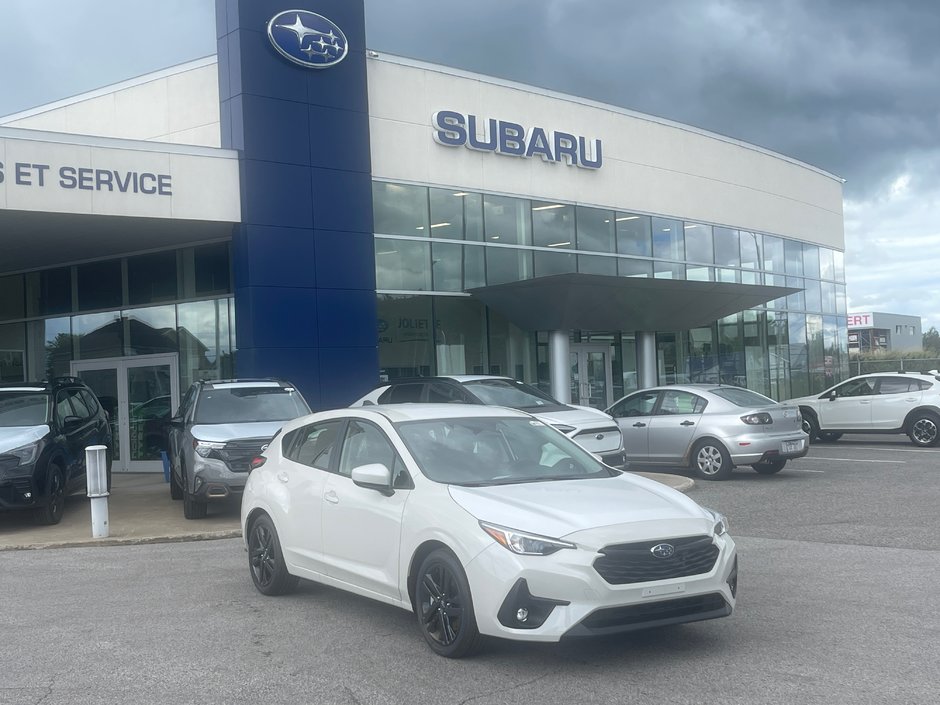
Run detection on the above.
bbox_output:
[194,387,310,424]
[396,416,617,487]
[0,392,51,427]
[460,379,568,412]
[708,387,776,407]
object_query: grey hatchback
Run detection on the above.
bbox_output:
[166,379,310,519]
[606,384,808,480]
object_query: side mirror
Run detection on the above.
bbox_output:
[351,463,394,496]
[828,392,837,401]
[63,415,83,429]
[166,416,184,429]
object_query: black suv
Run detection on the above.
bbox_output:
[166,379,311,519]
[0,378,113,525]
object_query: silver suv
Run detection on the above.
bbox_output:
[166,379,311,519]
[787,371,940,447]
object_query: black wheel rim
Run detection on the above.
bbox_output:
[249,523,278,588]
[417,561,465,647]
[49,471,65,521]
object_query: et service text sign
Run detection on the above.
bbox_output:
[0,160,172,195]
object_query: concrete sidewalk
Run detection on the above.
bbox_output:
[0,471,694,551]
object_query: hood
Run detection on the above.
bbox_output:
[449,472,711,547]
[530,406,615,428]
[190,421,285,443]
[0,425,51,453]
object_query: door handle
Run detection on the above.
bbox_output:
[680,420,695,426]
[632,422,647,428]
[860,401,871,405]
[277,472,289,483]
[324,490,339,504]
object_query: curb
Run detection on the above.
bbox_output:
[2,529,243,552]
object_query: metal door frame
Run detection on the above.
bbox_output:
[570,343,614,409]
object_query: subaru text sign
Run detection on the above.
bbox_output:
[432,110,603,169]
[267,10,348,69]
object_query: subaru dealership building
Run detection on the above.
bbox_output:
[0,0,847,473]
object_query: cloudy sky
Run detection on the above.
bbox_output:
[1,0,938,330]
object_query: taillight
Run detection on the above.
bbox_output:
[249,456,267,471]
[741,412,773,425]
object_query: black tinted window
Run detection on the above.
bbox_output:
[285,421,342,470]
[0,392,50,427]
[877,378,920,395]
[609,391,659,418]
[427,382,472,403]
[380,384,424,403]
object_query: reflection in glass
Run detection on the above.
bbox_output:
[618,258,653,278]
[126,305,177,355]
[434,297,487,375]
[576,207,615,253]
[762,235,784,273]
[26,267,72,317]
[819,248,835,280]
[178,300,231,393]
[484,195,531,245]
[578,255,617,276]
[429,188,466,240]
[833,250,845,282]
[486,308,536,380]
[802,244,821,280]
[78,368,120,462]
[740,231,761,269]
[714,227,740,267]
[767,310,790,401]
[486,247,532,285]
[787,313,809,397]
[786,277,805,311]
[804,280,822,313]
[373,182,429,236]
[431,242,463,292]
[686,265,713,281]
[615,214,652,256]
[0,275,25,322]
[654,262,685,279]
[128,364,173,461]
[684,223,714,264]
[652,217,684,261]
[784,240,804,275]
[128,251,178,305]
[0,322,26,382]
[375,239,431,291]
[532,201,575,248]
[377,295,433,379]
[534,251,576,277]
[74,311,123,359]
[77,260,122,311]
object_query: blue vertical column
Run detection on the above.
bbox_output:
[216,0,378,409]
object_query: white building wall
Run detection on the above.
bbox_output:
[0,58,221,148]
[367,55,845,250]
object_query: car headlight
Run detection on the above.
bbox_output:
[702,507,729,536]
[480,521,576,556]
[3,442,40,466]
[193,439,225,457]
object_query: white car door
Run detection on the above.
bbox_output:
[274,420,341,576]
[607,390,660,461]
[816,377,876,429]
[871,377,924,429]
[320,419,410,601]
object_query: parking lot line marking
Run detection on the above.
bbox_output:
[819,446,937,454]
[801,457,906,464]
[788,467,825,473]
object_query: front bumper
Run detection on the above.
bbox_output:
[189,455,247,502]
[464,532,737,642]
[0,463,42,511]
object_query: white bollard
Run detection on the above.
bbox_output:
[85,445,110,538]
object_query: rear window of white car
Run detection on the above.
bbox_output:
[708,387,776,407]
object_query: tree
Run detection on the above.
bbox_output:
[924,327,940,354]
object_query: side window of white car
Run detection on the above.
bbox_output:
[834,378,876,397]
[285,421,342,471]
[339,420,402,479]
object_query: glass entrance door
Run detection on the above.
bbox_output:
[72,354,180,472]
[569,344,614,409]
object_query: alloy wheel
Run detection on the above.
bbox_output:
[417,561,466,647]
[249,522,278,589]
[911,417,938,445]
[695,445,724,476]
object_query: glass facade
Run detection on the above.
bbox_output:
[372,181,849,403]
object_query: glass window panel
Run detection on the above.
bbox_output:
[178,299,231,392]
[687,325,717,384]
[578,255,617,276]
[0,322,26,382]
[652,217,684,261]
[0,275,25,322]
[377,294,433,379]
[740,231,761,269]
[762,235,784,273]
[819,248,835,280]
[576,206,615,253]
[433,296,487,375]
[193,242,231,295]
[784,240,804,275]
[534,250,576,277]
[373,182,428,236]
[684,223,713,264]
[713,227,740,267]
[806,314,826,392]
[821,281,837,313]
[804,280,822,313]
[26,317,70,379]
[24,267,72,317]
[833,250,845,282]
[741,270,763,285]
[618,258,652,278]
[128,251,178,305]
[77,260,122,311]
[484,195,531,245]
[431,242,463,291]
[787,313,809,397]
[802,244,821,280]
[125,305,177,355]
[486,308,536,380]
[532,201,574,248]
[375,238,431,291]
[654,262,685,279]
[463,245,485,289]
[429,187,465,240]
[463,192,484,242]
[836,284,846,313]
[485,247,532,285]
[716,268,740,283]
[615,214,652,257]
[686,265,713,281]
[74,311,123,359]
[717,314,745,386]
[767,310,790,400]
[786,276,805,311]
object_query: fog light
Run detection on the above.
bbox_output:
[24,492,32,498]
[516,607,529,623]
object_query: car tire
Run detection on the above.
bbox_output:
[247,514,298,596]
[816,431,842,442]
[169,467,183,500]
[690,440,733,481]
[415,549,482,658]
[751,457,787,474]
[907,412,940,447]
[801,412,820,442]
[34,464,66,526]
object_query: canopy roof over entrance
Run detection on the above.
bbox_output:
[468,273,799,332]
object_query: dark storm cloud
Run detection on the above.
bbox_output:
[365,0,940,199]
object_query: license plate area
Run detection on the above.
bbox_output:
[782,439,803,453]
[641,583,686,598]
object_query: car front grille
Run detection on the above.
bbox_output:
[218,438,271,473]
[579,593,729,631]
[593,535,720,584]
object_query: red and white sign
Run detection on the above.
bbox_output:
[847,313,873,328]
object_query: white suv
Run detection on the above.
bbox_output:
[787,371,940,447]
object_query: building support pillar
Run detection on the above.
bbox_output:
[549,330,571,403]
[636,331,657,389]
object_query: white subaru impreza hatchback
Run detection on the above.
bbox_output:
[241,404,737,658]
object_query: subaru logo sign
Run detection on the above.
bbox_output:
[267,10,348,69]
[650,543,676,559]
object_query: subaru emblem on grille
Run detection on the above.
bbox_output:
[650,543,675,558]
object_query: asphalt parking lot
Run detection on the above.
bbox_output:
[1,435,937,704]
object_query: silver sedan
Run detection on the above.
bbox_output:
[606,385,808,480]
